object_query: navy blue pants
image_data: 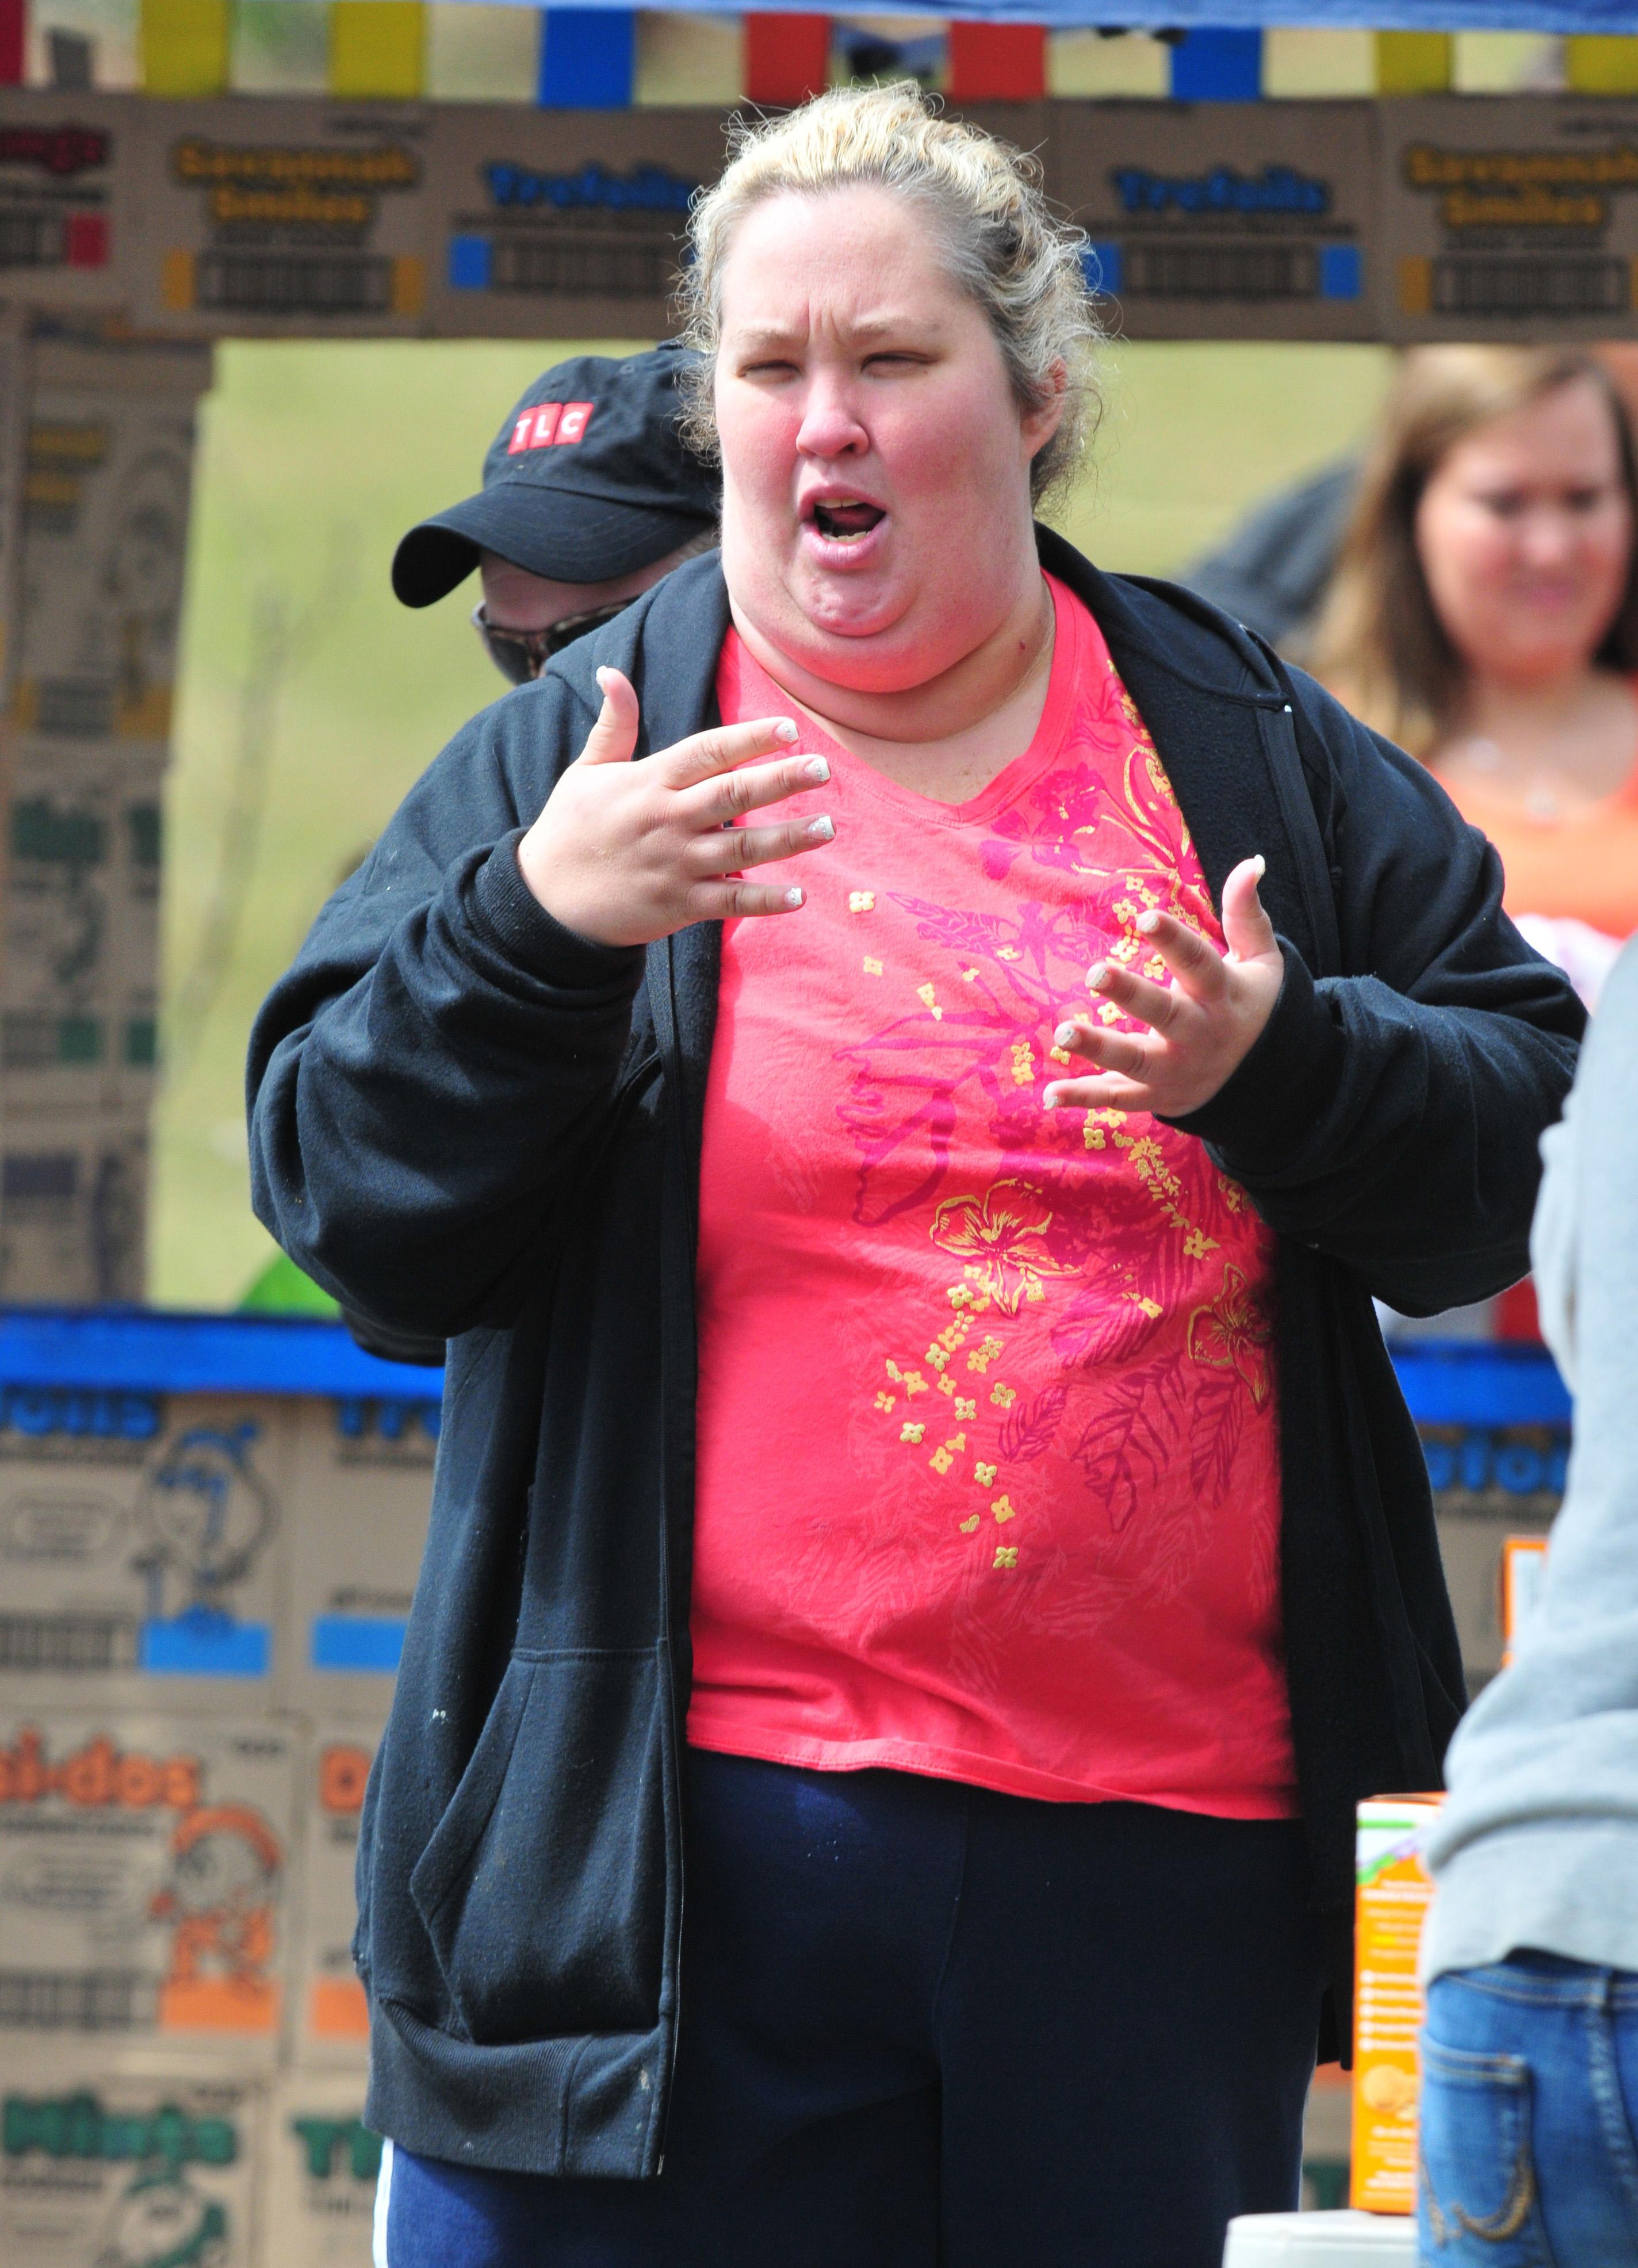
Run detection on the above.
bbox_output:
[378,1749,1326,2268]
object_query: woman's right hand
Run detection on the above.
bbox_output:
[516,666,837,947]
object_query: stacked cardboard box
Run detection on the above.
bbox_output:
[0,334,197,1297]
[0,331,212,1307]
[0,1355,439,2265]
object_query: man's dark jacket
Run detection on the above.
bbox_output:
[247,534,1583,2181]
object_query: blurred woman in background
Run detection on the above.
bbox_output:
[1312,347,1638,1009]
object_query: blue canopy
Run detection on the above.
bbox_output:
[503,0,1638,33]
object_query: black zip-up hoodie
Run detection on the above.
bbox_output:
[247,534,1583,2180]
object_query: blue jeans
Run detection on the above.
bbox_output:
[1419,1953,1638,2264]
[378,1748,1326,2268]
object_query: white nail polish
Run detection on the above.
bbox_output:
[784,887,804,908]
[775,720,799,744]
[1054,1023,1077,1048]
[807,816,835,842]
[1252,853,1266,880]
[804,757,831,784]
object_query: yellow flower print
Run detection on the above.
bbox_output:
[1010,1041,1036,1087]
[1187,1262,1274,1407]
[929,1446,954,1475]
[967,1335,1003,1373]
[993,1546,1018,1570]
[901,1421,926,1445]
[991,1384,1017,1409]
[917,982,943,1021]
[929,1182,1073,1317]
[955,1399,977,1422]
[960,967,979,983]
[993,1496,1016,1524]
[849,891,875,913]
[864,957,883,976]
[875,1391,897,1412]
[926,1345,948,1371]
[974,1461,997,1487]
[960,1514,981,1534]
[937,1374,956,1397]
[904,1371,928,1397]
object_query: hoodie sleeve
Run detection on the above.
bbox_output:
[245,679,647,1339]
[1172,670,1585,1315]
[1420,938,1638,1980]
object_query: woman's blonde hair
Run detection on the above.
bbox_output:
[676,81,1102,507]
[1309,345,1638,756]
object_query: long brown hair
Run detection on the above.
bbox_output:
[1308,346,1638,757]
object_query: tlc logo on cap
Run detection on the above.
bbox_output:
[508,401,595,454]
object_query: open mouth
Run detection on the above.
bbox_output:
[807,498,886,542]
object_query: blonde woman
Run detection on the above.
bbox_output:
[250,88,1580,2268]
[1312,347,1638,1004]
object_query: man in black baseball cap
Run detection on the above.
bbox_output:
[340,342,719,1368]
[392,339,719,685]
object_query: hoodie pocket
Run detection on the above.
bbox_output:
[408,1648,669,2047]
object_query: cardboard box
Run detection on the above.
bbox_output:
[1379,95,1638,342]
[1433,1507,1554,1689]
[0,1710,297,2063]
[1053,98,1377,340]
[0,2049,261,2267]
[135,99,431,338]
[1425,1422,1562,1688]
[0,93,142,312]
[423,104,728,339]
[1501,1535,1549,1664]
[1351,1795,1441,2215]
[0,1106,148,1307]
[1302,2063,1352,2214]
[0,1389,290,1707]
[260,2071,380,2268]
[291,1725,378,2068]
[8,338,209,753]
[0,308,28,714]
[285,1393,435,1712]
[2,750,163,1120]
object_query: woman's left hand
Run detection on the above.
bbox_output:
[1044,857,1284,1120]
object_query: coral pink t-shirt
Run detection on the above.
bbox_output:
[689,576,1297,1819]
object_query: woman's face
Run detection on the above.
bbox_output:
[1414,376,1634,689]
[713,184,1062,694]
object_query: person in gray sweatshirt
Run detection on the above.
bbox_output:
[1420,934,1638,2262]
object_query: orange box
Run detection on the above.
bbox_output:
[1350,1794,1442,2213]
[1501,1536,1549,1665]
[292,1718,381,2067]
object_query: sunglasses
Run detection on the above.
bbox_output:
[471,598,634,685]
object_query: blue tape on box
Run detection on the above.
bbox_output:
[310,1615,408,1673]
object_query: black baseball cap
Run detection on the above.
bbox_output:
[392,340,719,608]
